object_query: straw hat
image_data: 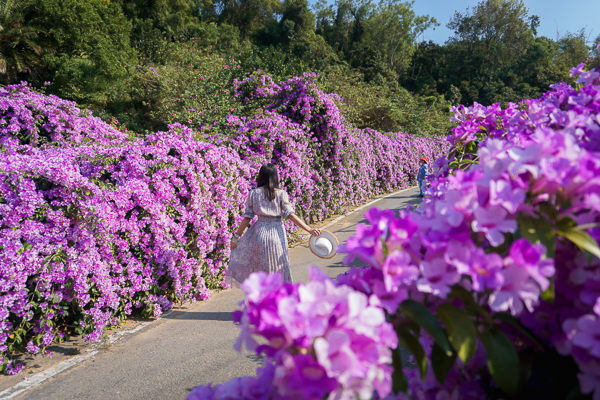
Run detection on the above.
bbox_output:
[309,230,339,259]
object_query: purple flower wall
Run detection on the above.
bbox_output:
[0,77,447,369]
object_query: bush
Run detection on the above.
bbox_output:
[47,36,454,140]
[0,84,251,371]
[187,64,600,399]
[316,66,456,137]
[218,72,446,221]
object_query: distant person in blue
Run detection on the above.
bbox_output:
[417,157,429,197]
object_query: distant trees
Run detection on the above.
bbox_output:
[0,0,593,121]
[314,0,436,83]
[402,0,593,106]
[32,0,136,105]
[446,0,530,68]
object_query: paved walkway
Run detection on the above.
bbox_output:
[8,188,421,400]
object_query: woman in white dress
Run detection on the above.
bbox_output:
[227,163,321,286]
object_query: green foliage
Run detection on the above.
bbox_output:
[393,284,541,396]
[404,0,592,106]
[480,327,521,396]
[315,0,436,82]
[104,39,319,133]
[136,40,249,132]
[34,0,137,106]
[399,300,452,356]
[0,0,45,82]
[436,303,477,363]
[2,0,589,138]
[122,0,201,38]
[317,66,454,136]
[396,324,427,379]
[447,0,531,67]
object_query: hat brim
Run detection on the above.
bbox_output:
[309,230,339,259]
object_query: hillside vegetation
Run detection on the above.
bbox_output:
[2,0,598,137]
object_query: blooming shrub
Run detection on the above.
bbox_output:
[0,84,252,371]
[188,63,600,399]
[0,79,446,371]
[214,72,445,221]
[120,37,454,137]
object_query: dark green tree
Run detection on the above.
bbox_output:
[215,0,281,40]
[122,0,205,63]
[555,30,590,73]
[446,0,531,68]
[0,0,45,83]
[33,0,137,106]
[315,0,435,83]
[588,34,600,70]
[367,0,437,78]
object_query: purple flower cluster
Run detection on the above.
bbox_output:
[339,65,600,397]
[188,268,397,400]
[0,84,252,367]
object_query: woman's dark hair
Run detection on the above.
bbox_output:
[257,163,279,201]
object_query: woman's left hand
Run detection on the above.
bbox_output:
[309,228,321,237]
[230,237,238,250]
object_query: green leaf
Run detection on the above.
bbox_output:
[541,278,555,303]
[539,203,560,221]
[430,342,457,384]
[400,300,452,356]
[557,226,600,260]
[436,304,477,363]
[480,328,520,396]
[448,285,491,322]
[492,313,543,350]
[518,215,556,257]
[397,328,427,379]
[391,343,408,394]
[465,141,478,155]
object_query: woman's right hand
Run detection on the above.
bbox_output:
[230,237,238,251]
[309,228,321,237]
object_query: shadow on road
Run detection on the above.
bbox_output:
[326,257,365,270]
[385,193,422,209]
[163,311,233,321]
[331,194,421,234]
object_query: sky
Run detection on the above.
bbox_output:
[411,0,600,44]
[313,0,600,45]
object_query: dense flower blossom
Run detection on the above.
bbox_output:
[224,72,448,221]
[0,84,253,368]
[190,268,397,400]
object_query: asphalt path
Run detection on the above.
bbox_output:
[11,187,421,400]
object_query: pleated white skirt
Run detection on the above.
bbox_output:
[226,216,293,287]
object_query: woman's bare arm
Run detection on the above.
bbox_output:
[288,214,321,237]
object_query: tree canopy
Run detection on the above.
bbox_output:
[0,0,596,129]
